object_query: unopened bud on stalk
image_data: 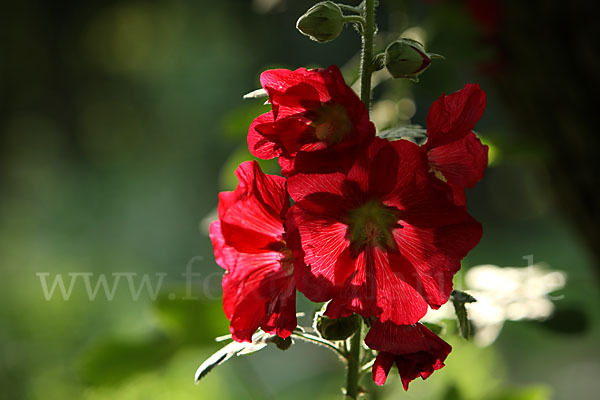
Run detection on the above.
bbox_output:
[296,1,344,43]
[384,38,442,81]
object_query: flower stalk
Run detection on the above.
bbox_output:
[359,0,376,109]
[345,0,376,398]
[345,321,362,398]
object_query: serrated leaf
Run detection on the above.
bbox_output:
[377,125,428,143]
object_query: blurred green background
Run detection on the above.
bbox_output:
[1,0,599,399]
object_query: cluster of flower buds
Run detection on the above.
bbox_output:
[296,2,443,81]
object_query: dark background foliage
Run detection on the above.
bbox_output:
[0,0,598,399]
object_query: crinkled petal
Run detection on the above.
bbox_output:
[373,352,395,386]
[392,216,482,308]
[427,131,489,188]
[287,205,352,300]
[252,66,375,175]
[365,322,452,390]
[218,161,289,253]
[210,161,296,342]
[261,67,330,110]
[426,84,486,148]
[325,247,429,325]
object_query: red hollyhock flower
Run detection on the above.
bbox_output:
[424,84,488,205]
[248,65,375,175]
[365,320,452,389]
[209,161,296,342]
[287,137,482,325]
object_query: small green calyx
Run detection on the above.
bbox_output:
[314,311,360,340]
[346,200,400,251]
[296,1,344,43]
[384,38,435,81]
[270,335,293,350]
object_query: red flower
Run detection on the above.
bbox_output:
[365,321,452,389]
[287,137,482,325]
[248,65,375,175]
[209,161,296,342]
[424,84,488,205]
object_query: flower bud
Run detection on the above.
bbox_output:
[384,38,433,81]
[296,1,344,43]
[314,313,360,340]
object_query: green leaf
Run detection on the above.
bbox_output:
[452,300,472,340]
[451,289,477,303]
[451,290,477,339]
[377,125,427,144]
[194,331,280,383]
[422,322,444,335]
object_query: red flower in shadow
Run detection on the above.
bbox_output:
[365,321,452,390]
[424,84,488,206]
[248,65,375,175]
[210,161,296,342]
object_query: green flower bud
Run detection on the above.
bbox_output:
[296,1,344,43]
[384,38,435,81]
[314,313,360,340]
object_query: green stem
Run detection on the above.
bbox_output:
[345,320,362,399]
[342,15,367,26]
[359,0,376,110]
[338,4,362,14]
[291,332,346,358]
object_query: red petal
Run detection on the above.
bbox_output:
[287,205,352,299]
[220,247,296,342]
[247,112,281,160]
[287,170,347,204]
[209,221,237,272]
[260,67,331,108]
[253,66,375,176]
[365,322,452,390]
[325,247,429,325]
[218,161,289,253]
[249,111,316,160]
[392,216,482,308]
[426,84,486,148]
[373,352,395,386]
[427,131,489,188]
[211,161,296,342]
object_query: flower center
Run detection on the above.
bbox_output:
[346,200,400,253]
[311,102,353,145]
[278,242,294,276]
